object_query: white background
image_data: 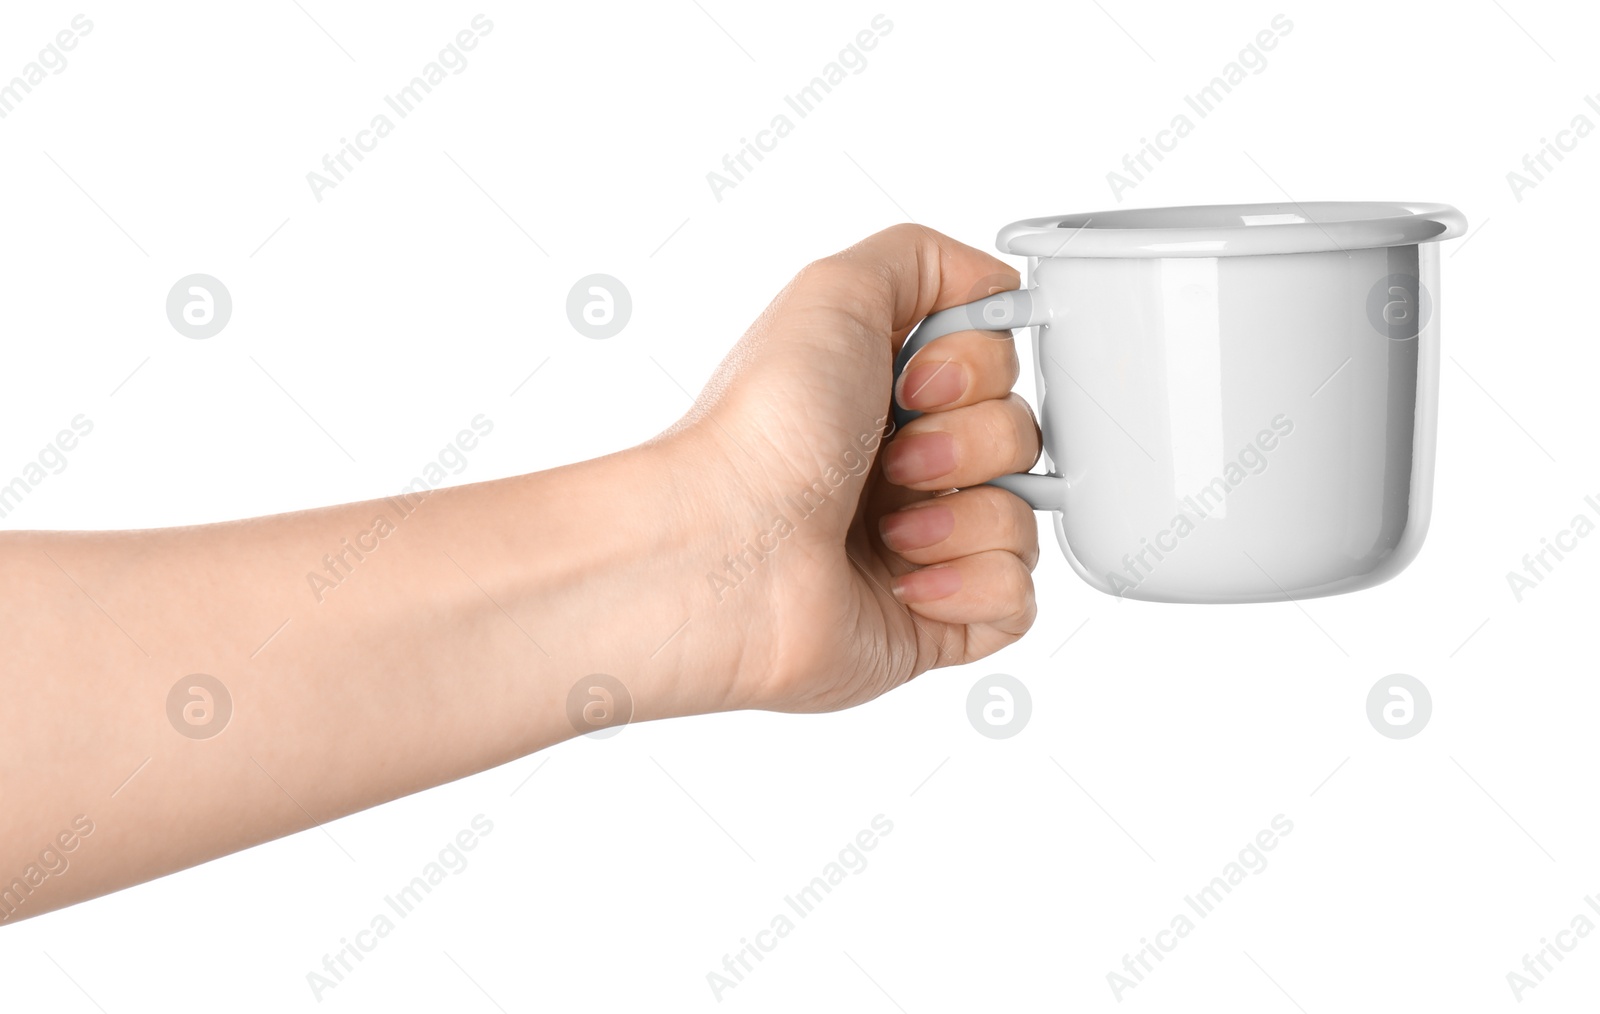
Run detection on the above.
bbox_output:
[1,0,1595,1010]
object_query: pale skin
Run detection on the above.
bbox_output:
[0,225,1043,925]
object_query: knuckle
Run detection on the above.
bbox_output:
[1006,393,1042,466]
[1008,551,1033,592]
[880,222,929,245]
[998,492,1041,564]
[998,552,1035,610]
[961,329,1021,379]
[956,488,1039,568]
[984,396,1036,469]
[795,256,854,292]
[1015,594,1039,631]
[975,486,1025,543]
[979,403,1022,469]
[974,487,1039,567]
[792,256,884,321]
[990,331,1022,375]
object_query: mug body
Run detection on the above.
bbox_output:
[1026,236,1443,603]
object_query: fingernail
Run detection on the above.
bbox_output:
[879,502,955,552]
[882,431,956,486]
[898,361,968,411]
[892,565,963,604]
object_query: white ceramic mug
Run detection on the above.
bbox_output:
[893,202,1467,603]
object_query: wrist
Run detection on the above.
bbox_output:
[500,426,767,732]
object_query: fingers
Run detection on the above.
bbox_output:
[881,393,1040,491]
[893,328,1020,414]
[878,486,1040,569]
[888,549,1036,635]
[876,488,1039,636]
[807,223,1020,337]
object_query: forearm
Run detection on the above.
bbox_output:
[0,432,728,923]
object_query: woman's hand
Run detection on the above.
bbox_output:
[667,223,1042,714]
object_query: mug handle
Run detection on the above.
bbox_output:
[892,288,1067,512]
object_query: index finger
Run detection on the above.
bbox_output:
[823,223,1021,341]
